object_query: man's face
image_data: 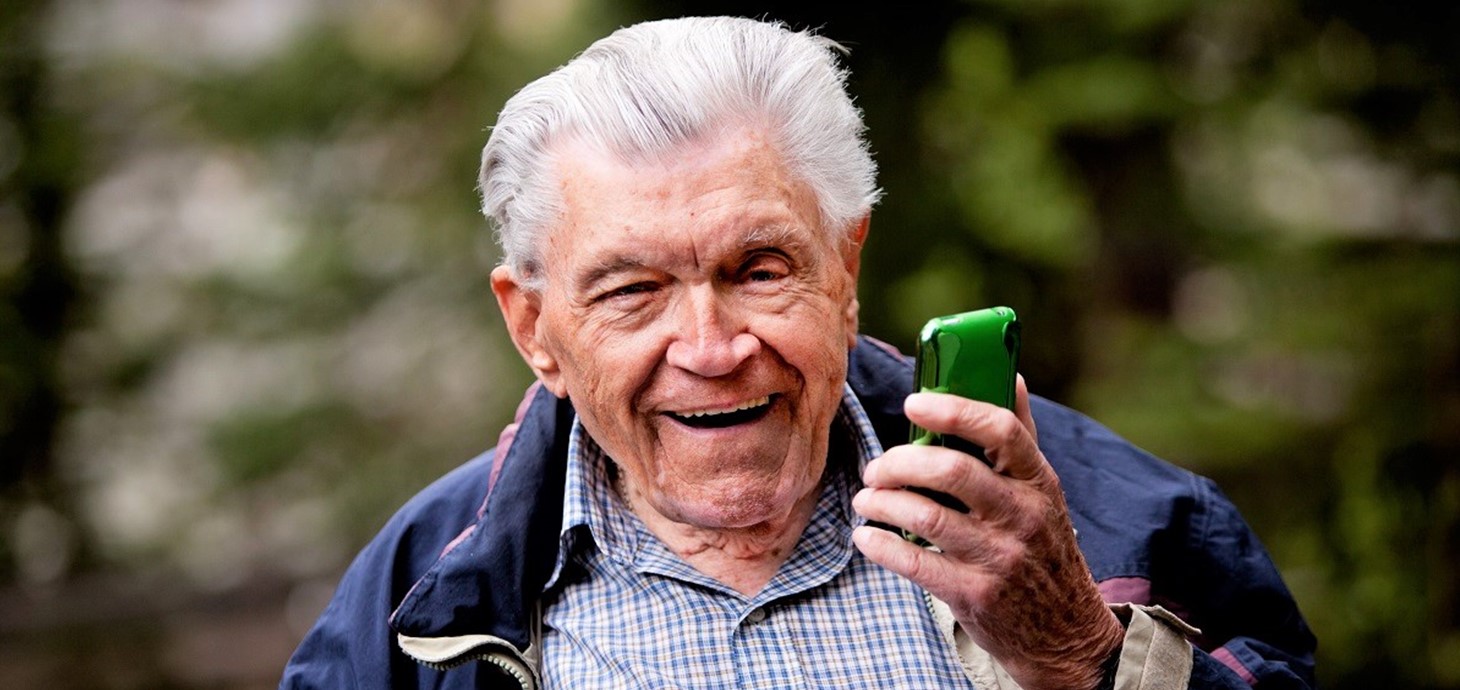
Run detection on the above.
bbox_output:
[494,127,866,530]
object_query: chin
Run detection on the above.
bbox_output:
[667,479,805,531]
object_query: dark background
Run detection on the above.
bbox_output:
[2,0,1457,687]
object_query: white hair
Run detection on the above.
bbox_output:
[479,16,881,288]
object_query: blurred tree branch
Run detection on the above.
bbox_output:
[0,0,85,576]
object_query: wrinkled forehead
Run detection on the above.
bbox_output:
[536,130,836,285]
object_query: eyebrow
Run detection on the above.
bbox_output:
[576,256,650,295]
[741,223,800,249]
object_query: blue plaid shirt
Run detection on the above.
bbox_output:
[539,384,975,689]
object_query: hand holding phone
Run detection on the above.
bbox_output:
[902,306,1020,545]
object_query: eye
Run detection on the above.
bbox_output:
[597,281,658,303]
[740,253,791,283]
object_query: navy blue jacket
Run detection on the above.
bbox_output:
[281,337,1316,688]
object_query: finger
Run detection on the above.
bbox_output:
[862,444,993,493]
[856,484,1030,558]
[1015,374,1037,439]
[852,523,957,583]
[862,447,1023,522]
[904,392,1044,481]
[854,486,962,549]
[852,524,1005,610]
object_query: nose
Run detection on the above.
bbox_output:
[664,288,761,377]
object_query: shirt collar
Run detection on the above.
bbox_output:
[542,382,886,594]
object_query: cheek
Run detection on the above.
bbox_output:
[547,317,663,421]
[788,291,856,356]
[770,313,850,398]
[542,316,610,403]
[564,351,635,416]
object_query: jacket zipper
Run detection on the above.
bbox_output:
[417,652,535,689]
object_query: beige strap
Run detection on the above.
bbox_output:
[1109,604,1198,690]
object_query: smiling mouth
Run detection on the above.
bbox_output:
[666,395,774,429]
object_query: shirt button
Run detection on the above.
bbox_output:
[746,607,767,624]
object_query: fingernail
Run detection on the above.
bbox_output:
[851,525,880,547]
[904,392,935,416]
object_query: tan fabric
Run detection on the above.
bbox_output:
[929,597,1200,690]
[1110,603,1199,690]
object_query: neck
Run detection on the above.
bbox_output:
[617,475,823,597]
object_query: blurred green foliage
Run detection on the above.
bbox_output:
[1,0,1456,687]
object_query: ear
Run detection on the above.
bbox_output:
[842,215,870,349]
[842,214,870,280]
[491,265,568,398]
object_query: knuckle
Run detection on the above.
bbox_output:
[980,488,1019,523]
[912,501,948,538]
[898,545,931,582]
[989,534,1028,573]
[955,400,987,433]
[1008,493,1052,538]
[928,450,965,484]
[991,410,1022,443]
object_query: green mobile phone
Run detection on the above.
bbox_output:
[902,306,1021,545]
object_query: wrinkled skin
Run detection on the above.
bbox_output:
[491,128,865,595]
[851,380,1125,690]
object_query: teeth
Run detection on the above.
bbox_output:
[676,396,770,418]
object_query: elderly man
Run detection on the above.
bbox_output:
[282,17,1314,690]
